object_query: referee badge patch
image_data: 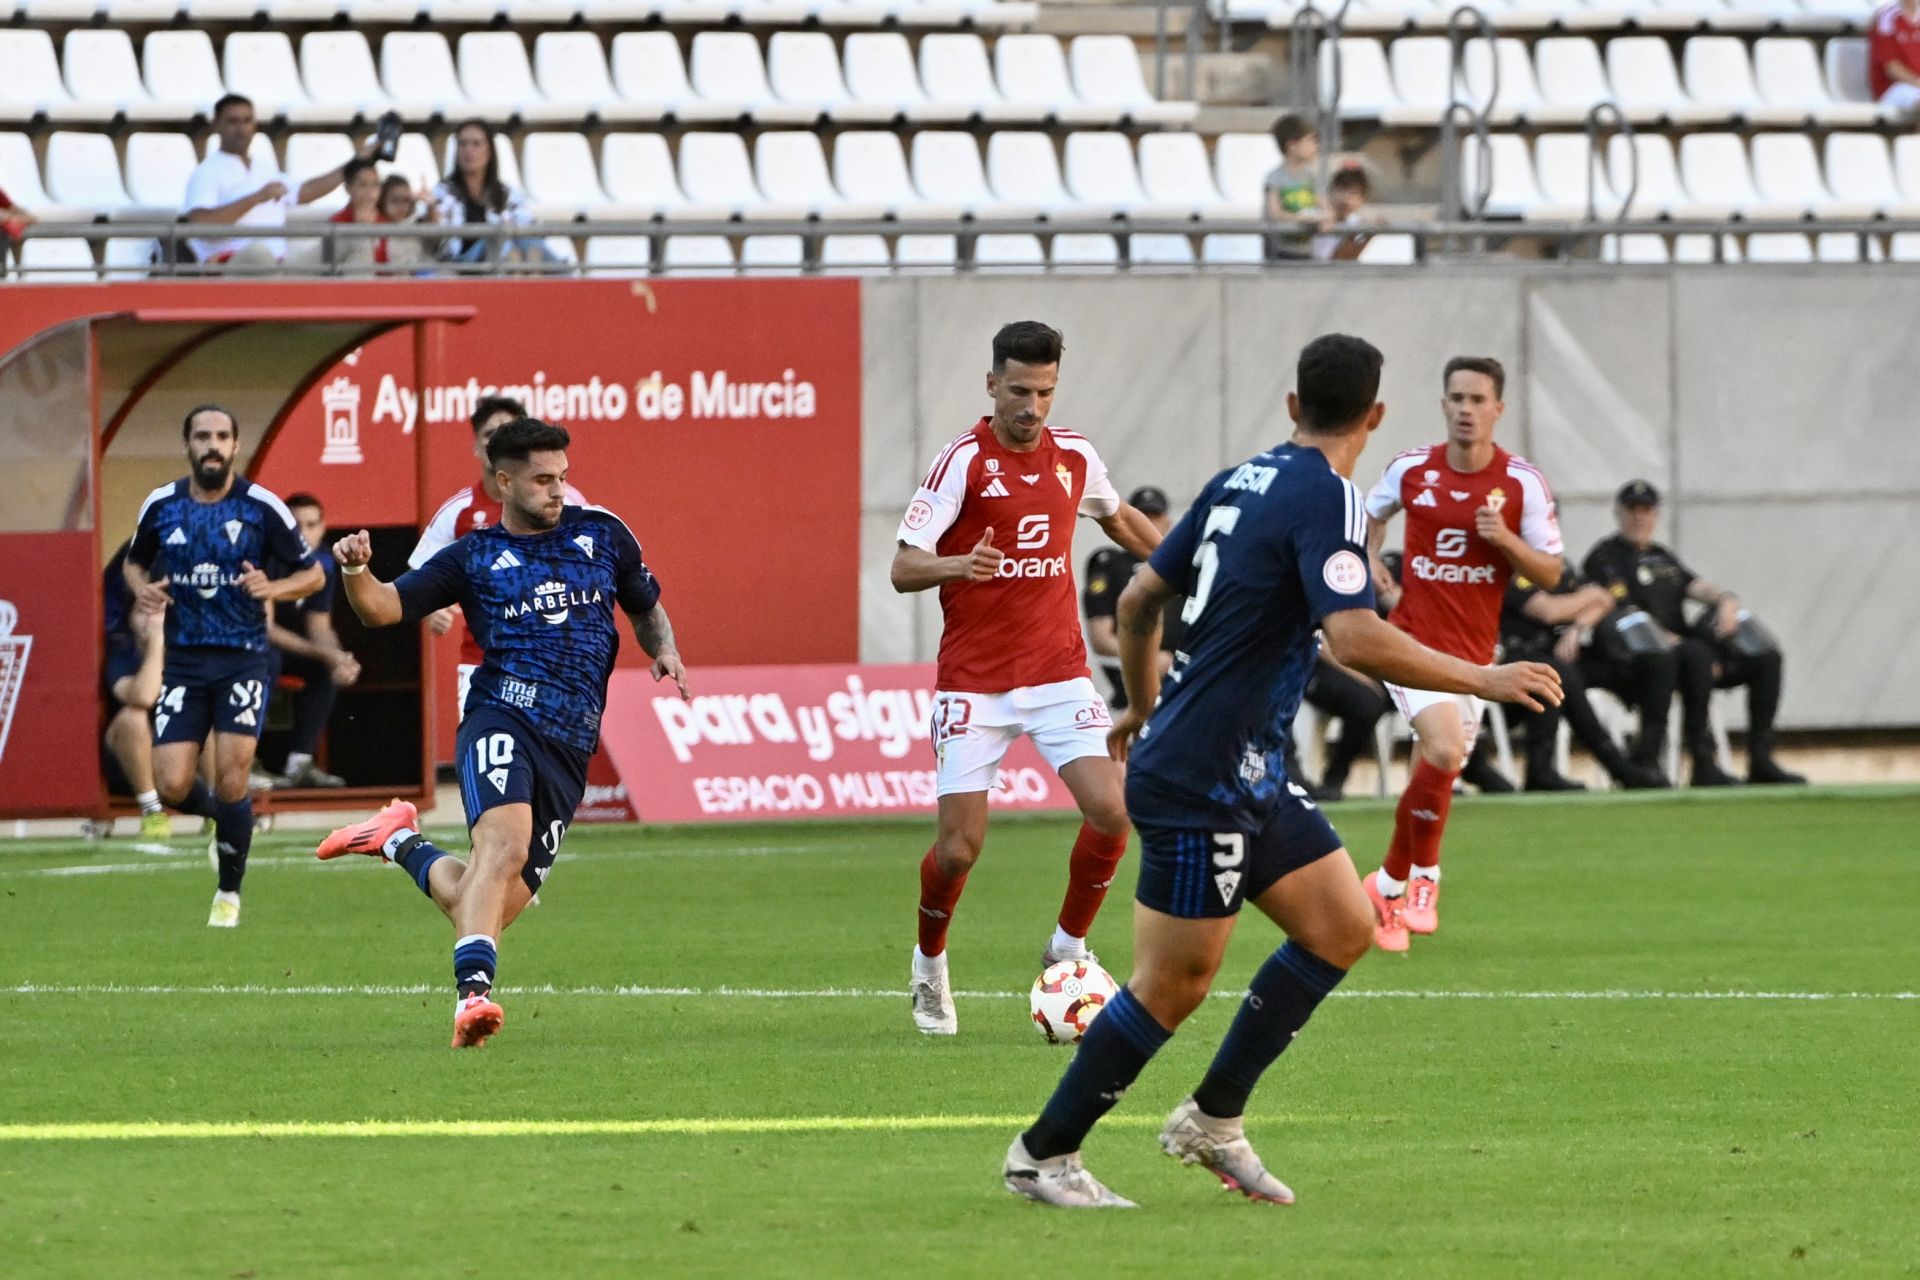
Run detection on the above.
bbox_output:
[1323,550,1368,594]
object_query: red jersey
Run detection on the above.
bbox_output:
[1870,2,1920,98]
[897,418,1120,693]
[410,481,587,664]
[1364,443,1562,664]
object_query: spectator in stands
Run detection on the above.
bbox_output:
[1084,485,1180,709]
[184,94,372,267]
[431,120,547,265]
[1870,0,1920,115]
[265,493,359,789]
[1582,480,1806,787]
[1311,164,1377,262]
[379,175,432,271]
[1263,113,1324,260]
[1,183,33,242]
[327,159,388,270]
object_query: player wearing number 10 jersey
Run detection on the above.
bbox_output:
[316,418,692,1048]
[1003,335,1562,1208]
[893,321,1164,1037]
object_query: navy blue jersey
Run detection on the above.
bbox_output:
[274,554,338,635]
[103,540,135,640]
[1128,443,1376,829]
[127,477,316,654]
[394,505,661,753]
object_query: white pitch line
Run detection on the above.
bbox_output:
[0,842,836,879]
[5,982,1913,1002]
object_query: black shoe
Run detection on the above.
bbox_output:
[283,762,346,789]
[1690,758,1741,787]
[1462,763,1516,794]
[1304,780,1344,803]
[1524,769,1587,792]
[1614,762,1671,790]
[1748,758,1808,786]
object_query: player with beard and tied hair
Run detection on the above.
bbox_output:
[316,418,691,1048]
[1003,335,1561,1208]
[124,405,324,927]
[893,321,1165,1037]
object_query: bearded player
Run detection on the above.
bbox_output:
[1360,356,1564,951]
[315,418,690,1048]
[894,321,1164,1036]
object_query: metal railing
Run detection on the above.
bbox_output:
[1152,0,1207,102]
[1288,0,1355,176]
[1585,101,1637,226]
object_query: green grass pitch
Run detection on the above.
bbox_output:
[2,787,1916,1278]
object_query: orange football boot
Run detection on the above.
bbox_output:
[1363,872,1410,953]
[316,799,419,861]
[1404,876,1441,935]
[451,992,505,1048]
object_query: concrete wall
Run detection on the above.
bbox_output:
[859,267,1920,729]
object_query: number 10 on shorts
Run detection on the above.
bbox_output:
[476,733,515,795]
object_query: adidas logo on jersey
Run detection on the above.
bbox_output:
[573,534,595,559]
[166,527,187,545]
[980,478,1010,498]
[490,550,522,572]
[1412,490,1439,508]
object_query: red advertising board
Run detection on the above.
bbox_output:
[598,662,1082,822]
[0,534,103,815]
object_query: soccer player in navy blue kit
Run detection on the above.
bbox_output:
[1004,335,1562,1207]
[316,418,691,1048]
[124,405,325,927]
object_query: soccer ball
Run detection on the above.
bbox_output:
[1029,958,1119,1044]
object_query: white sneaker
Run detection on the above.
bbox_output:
[1003,1135,1136,1208]
[1158,1096,1294,1204]
[909,951,956,1036]
[207,891,241,929]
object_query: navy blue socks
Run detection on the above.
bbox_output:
[1023,987,1171,1160]
[212,795,252,893]
[390,833,449,899]
[1192,941,1348,1121]
[453,934,497,998]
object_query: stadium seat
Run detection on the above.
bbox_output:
[583,234,653,276]
[1462,133,1554,218]
[819,233,890,269]
[224,32,334,125]
[302,33,408,121]
[143,31,226,114]
[283,133,354,214]
[1606,133,1710,219]
[1357,232,1416,263]
[1068,36,1198,125]
[832,131,943,218]
[1824,133,1920,217]
[972,232,1045,268]
[1063,132,1191,221]
[843,33,969,124]
[1678,133,1803,220]
[1812,230,1880,262]
[912,131,1034,219]
[45,131,131,214]
[1532,133,1621,219]
[1682,35,1805,126]
[661,233,735,275]
[1600,232,1671,263]
[1743,231,1813,262]
[105,0,186,18]
[993,34,1117,126]
[610,33,733,123]
[1137,132,1233,219]
[185,0,259,18]
[459,34,575,124]
[894,233,957,266]
[690,32,819,125]
[1823,36,1875,108]
[504,0,574,20]
[757,131,885,218]
[1461,37,1565,125]
[1,29,112,123]
[1532,38,1615,125]
[64,30,192,123]
[766,33,891,125]
[1606,36,1721,125]
[811,0,896,27]
[1384,37,1454,127]
[1671,231,1732,263]
[1129,232,1196,264]
[1755,133,1875,219]
[521,132,613,219]
[23,0,104,17]
[533,33,658,124]
[1896,136,1920,202]
[1200,232,1264,263]
[15,236,98,278]
[356,0,432,17]
[740,234,804,274]
[678,132,790,217]
[1321,37,1397,121]
[124,132,198,210]
[920,33,1042,123]
[1212,132,1281,213]
[0,131,88,220]
[1754,37,1877,126]
[600,133,713,219]
[988,131,1113,219]
[1890,231,1920,261]
[104,234,160,278]
[1049,231,1120,268]
[379,33,471,119]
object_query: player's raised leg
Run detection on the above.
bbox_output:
[1374,691,1472,943]
[1049,750,1130,966]
[1161,849,1373,1203]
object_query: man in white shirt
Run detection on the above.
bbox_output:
[184,94,370,266]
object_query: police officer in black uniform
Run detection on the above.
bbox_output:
[1084,485,1181,711]
[1500,562,1670,790]
[1582,480,1805,787]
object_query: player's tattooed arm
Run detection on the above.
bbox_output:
[629,605,691,702]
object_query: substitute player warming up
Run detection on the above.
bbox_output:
[316,418,691,1048]
[1361,357,1565,951]
[1003,335,1561,1208]
[893,321,1164,1036]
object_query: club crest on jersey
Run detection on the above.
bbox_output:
[224,519,243,545]
[1054,463,1073,495]
[504,579,605,625]
[573,534,595,559]
[1486,487,1507,513]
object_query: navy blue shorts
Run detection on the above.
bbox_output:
[102,636,144,708]
[456,705,590,895]
[153,649,271,745]
[1134,785,1344,919]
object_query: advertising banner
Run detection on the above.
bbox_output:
[598,663,1083,823]
[0,533,103,814]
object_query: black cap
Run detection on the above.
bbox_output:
[1616,479,1660,508]
[1128,485,1170,515]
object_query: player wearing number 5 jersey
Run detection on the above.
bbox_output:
[316,418,692,1048]
[1004,335,1562,1208]
[125,404,324,929]
[1360,357,1565,951]
[893,321,1164,1036]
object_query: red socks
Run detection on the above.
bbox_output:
[1057,823,1130,939]
[917,846,968,957]
[1384,758,1457,882]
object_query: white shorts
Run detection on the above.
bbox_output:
[930,677,1114,796]
[1386,682,1483,753]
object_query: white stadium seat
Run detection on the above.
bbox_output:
[819,233,891,269]
[1462,133,1560,218]
[143,31,227,114]
[912,131,1030,218]
[1752,132,1872,218]
[380,33,469,118]
[920,33,1041,122]
[584,234,653,277]
[1201,233,1264,263]
[1462,37,1563,125]
[739,234,803,275]
[459,33,575,124]
[1068,36,1197,125]
[1385,37,1454,127]
[757,131,884,218]
[1,29,112,123]
[1606,36,1722,125]
[125,132,200,209]
[535,33,661,124]
[987,131,1110,218]
[0,131,88,220]
[1678,132,1803,220]
[521,132,611,218]
[64,30,191,123]
[301,33,404,119]
[1682,35,1805,126]
[1896,136,1920,202]
[1137,132,1231,218]
[1212,132,1281,212]
[224,32,334,124]
[1823,36,1874,106]
[1813,231,1879,263]
[1607,133,1710,219]
[768,32,892,124]
[1823,133,1920,217]
[16,237,98,278]
[690,32,819,125]
[1533,133,1619,219]
[1358,232,1416,263]
[677,131,782,216]
[1130,232,1195,265]
[972,232,1045,268]
[1321,37,1396,120]
[105,234,160,278]
[283,133,354,214]
[1754,37,1877,126]
[894,233,957,266]
[661,233,735,275]
[610,33,733,123]
[843,32,969,124]
[832,131,945,218]
[1049,231,1120,268]
[1743,231,1812,262]
[1063,132,1191,220]
[601,132,709,219]
[993,34,1118,126]
[45,130,131,213]
[1533,38,1614,124]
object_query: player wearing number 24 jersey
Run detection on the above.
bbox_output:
[317,418,692,1049]
[892,321,1165,1038]
[1003,334,1562,1210]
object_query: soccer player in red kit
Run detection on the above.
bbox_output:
[1360,356,1564,951]
[893,321,1165,1036]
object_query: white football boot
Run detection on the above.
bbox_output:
[909,949,956,1036]
[1158,1096,1295,1204]
[206,890,241,929]
[1003,1135,1136,1208]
